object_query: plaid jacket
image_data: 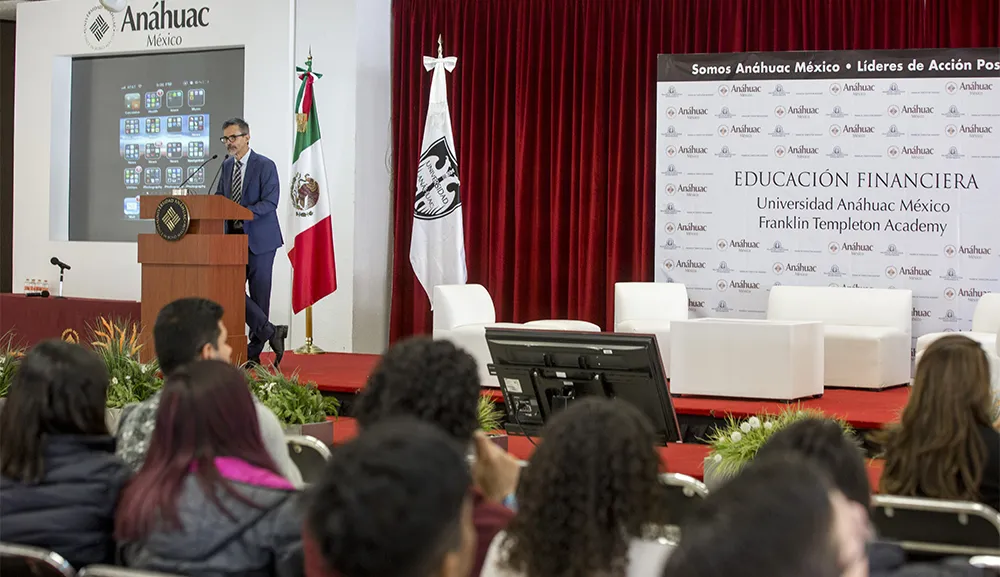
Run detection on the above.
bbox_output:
[115,392,162,472]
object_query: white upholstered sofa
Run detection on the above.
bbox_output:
[767,286,912,389]
[432,284,600,387]
[914,293,1000,392]
[613,282,689,377]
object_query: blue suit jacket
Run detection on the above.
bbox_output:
[215,150,284,255]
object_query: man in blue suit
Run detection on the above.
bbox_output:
[215,118,288,367]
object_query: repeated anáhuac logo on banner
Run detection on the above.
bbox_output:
[653,47,1000,338]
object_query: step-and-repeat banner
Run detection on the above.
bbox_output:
[655,48,1000,349]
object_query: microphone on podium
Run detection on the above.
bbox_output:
[178,153,219,190]
[206,153,230,195]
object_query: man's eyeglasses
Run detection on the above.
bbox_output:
[220,134,247,143]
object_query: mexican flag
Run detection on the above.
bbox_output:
[288,55,337,314]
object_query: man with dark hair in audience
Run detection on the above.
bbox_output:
[756,418,871,506]
[756,418,989,577]
[663,453,872,577]
[303,337,520,577]
[306,418,477,577]
[114,297,302,485]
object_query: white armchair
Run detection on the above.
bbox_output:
[523,319,601,332]
[914,293,1000,392]
[613,282,689,377]
[432,284,522,388]
[432,285,603,387]
[767,286,912,389]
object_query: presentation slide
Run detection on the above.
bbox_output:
[69,48,245,242]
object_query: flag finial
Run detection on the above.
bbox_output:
[308,46,312,61]
[437,34,443,58]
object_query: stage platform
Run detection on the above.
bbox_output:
[263,351,909,432]
[326,415,886,488]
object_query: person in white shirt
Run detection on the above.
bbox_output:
[480,398,672,577]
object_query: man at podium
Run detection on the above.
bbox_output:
[215,118,288,367]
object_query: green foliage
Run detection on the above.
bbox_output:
[87,317,163,408]
[246,364,339,426]
[3,319,346,424]
[705,407,855,479]
[477,395,504,433]
[0,332,25,398]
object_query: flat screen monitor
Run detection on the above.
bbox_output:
[485,328,681,445]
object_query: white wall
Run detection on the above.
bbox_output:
[292,0,392,354]
[14,0,295,324]
[13,0,393,354]
[351,0,393,353]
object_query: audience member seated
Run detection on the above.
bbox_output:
[305,418,477,577]
[757,418,987,577]
[115,297,302,485]
[115,360,303,577]
[303,337,520,577]
[0,340,132,568]
[480,398,672,577]
[663,454,871,577]
[876,335,1000,512]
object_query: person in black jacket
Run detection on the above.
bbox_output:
[0,340,132,569]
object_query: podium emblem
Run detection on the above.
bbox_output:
[154,197,190,241]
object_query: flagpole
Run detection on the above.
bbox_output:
[295,306,324,354]
[290,49,333,356]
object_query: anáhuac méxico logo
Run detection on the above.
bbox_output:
[99,1,211,48]
[121,1,210,30]
[84,6,116,50]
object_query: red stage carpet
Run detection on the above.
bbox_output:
[263,351,909,431]
[327,416,886,488]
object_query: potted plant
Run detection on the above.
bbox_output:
[246,364,340,444]
[0,332,24,405]
[702,408,855,489]
[477,395,507,450]
[88,317,163,432]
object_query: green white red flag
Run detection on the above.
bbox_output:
[288,55,337,313]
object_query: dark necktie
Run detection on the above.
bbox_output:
[232,159,244,205]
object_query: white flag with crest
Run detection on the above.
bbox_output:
[409,47,467,305]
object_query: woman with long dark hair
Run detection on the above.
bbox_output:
[0,340,131,568]
[116,360,302,577]
[480,398,671,577]
[877,335,1000,511]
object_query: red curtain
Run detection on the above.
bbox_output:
[390,0,1000,341]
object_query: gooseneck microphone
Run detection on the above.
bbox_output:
[178,153,219,190]
[50,257,71,270]
[205,153,230,195]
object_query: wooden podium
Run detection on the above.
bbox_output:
[138,195,252,363]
